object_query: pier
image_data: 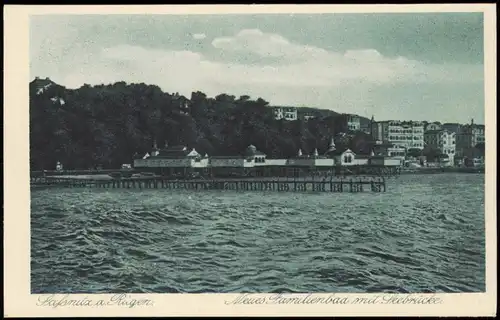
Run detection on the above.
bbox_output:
[30,175,387,193]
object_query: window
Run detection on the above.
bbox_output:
[343,154,353,163]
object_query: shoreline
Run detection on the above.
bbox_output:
[30,169,484,180]
[400,168,484,174]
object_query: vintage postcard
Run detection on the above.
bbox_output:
[4,4,497,317]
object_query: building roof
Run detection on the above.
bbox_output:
[426,129,456,135]
[325,147,354,156]
[342,113,360,118]
[425,130,442,134]
[245,145,267,157]
[373,142,395,148]
[164,146,188,152]
[210,156,245,159]
[271,105,296,109]
[156,145,192,158]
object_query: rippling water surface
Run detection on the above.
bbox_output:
[31,174,485,293]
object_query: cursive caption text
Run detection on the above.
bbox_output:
[36,294,154,308]
[225,293,443,305]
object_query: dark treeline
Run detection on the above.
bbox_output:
[30,79,374,170]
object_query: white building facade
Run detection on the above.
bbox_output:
[373,120,424,150]
[387,145,407,158]
[273,107,298,121]
[424,122,442,131]
[455,120,485,157]
[424,129,456,166]
[346,114,361,132]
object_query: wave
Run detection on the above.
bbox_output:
[30,175,486,294]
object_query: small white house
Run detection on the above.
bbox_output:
[338,149,356,166]
[326,148,357,166]
[245,145,267,163]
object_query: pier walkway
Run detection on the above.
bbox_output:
[31,176,387,193]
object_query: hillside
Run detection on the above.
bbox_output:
[29,78,372,170]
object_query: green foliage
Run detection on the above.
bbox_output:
[29,79,372,170]
[422,146,442,162]
[475,142,485,155]
[407,148,423,158]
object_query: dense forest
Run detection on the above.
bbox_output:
[29,78,374,170]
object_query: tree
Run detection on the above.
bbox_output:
[238,95,250,102]
[29,78,361,170]
[407,148,423,158]
[475,142,485,156]
[422,146,441,162]
[350,132,371,154]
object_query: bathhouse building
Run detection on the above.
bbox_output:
[133,137,402,178]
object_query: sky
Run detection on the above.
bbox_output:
[30,13,485,124]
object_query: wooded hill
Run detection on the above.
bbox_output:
[29,78,373,170]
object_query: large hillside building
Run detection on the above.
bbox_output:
[272,107,298,121]
[424,129,457,166]
[372,120,424,150]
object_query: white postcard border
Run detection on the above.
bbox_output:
[4,4,497,317]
